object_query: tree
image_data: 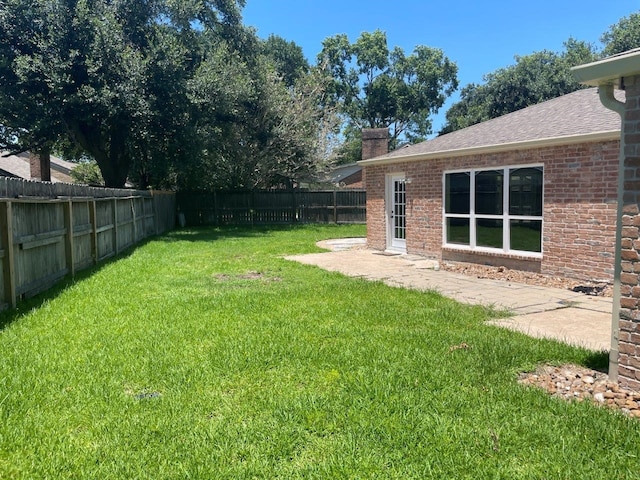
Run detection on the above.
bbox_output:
[181,47,341,190]
[1,1,348,191]
[601,12,640,56]
[71,160,104,185]
[258,65,341,187]
[318,30,458,151]
[440,39,598,134]
[260,35,309,87]
[0,0,246,188]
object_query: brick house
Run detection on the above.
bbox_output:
[572,49,640,389]
[359,87,623,282]
[0,151,75,183]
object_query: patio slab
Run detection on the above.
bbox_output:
[287,239,614,352]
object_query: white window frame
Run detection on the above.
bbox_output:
[442,164,543,258]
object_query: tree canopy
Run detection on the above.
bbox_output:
[260,34,310,88]
[440,39,598,134]
[183,50,340,190]
[0,0,336,190]
[602,12,640,56]
[0,0,249,187]
[3,4,639,187]
[318,29,458,157]
[441,13,640,135]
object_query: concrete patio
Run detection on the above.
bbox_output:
[285,238,613,352]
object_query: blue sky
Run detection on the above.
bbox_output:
[242,0,638,134]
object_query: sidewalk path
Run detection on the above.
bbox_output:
[285,238,613,352]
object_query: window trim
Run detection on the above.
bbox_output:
[442,164,543,258]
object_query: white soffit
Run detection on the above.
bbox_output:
[572,48,640,87]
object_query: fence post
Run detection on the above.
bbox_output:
[113,198,119,254]
[251,190,255,227]
[131,198,138,242]
[291,190,297,224]
[333,190,338,224]
[213,191,218,226]
[90,199,98,264]
[63,199,75,277]
[151,191,160,235]
[152,196,157,236]
[0,201,16,308]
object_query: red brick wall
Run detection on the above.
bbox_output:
[341,170,363,188]
[617,76,640,391]
[362,128,389,160]
[29,150,51,182]
[364,139,619,281]
[364,165,387,250]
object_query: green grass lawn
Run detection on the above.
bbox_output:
[0,224,638,479]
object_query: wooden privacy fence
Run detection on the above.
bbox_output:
[0,178,175,309]
[178,189,366,226]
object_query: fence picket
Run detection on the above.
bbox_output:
[0,178,176,309]
[177,189,366,226]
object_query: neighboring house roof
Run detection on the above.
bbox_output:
[0,152,76,183]
[303,163,363,187]
[359,87,623,166]
[325,163,362,185]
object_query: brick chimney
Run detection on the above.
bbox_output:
[361,128,389,160]
[29,149,51,182]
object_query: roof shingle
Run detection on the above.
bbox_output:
[0,152,75,183]
[360,87,623,165]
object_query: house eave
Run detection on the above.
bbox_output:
[357,130,621,167]
[571,49,640,87]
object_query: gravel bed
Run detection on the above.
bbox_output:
[519,364,640,418]
[440,261,613,297]
[438,263,631,411]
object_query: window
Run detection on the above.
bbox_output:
[444,166,543,255]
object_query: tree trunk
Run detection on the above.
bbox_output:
[96,153,129,188]
[65,118,131,188]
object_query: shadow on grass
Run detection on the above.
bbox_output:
[0,224,359,332]
[0,241,142,333]
[582,350,610,373]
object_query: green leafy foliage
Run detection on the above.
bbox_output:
[318,30,458,151]
[182,45,340,190]
[70,160,104,185]
[602,12,640,56]
[0,0,247,188]
[440,39,598,134]
[0,1,335,190]
[260,34,310,87]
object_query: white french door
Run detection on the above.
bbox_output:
[387,174,407,252]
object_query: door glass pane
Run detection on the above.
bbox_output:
[445,173,470,214]
[510,220,542,252]
[446,218,470,245]
[394,180,406,240]
[475,170,503,215]
[509,167,543,216]
[476,219,503,248]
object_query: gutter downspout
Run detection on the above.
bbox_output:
[599,84,625,382]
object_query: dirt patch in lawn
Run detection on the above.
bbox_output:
[214,271,282,282]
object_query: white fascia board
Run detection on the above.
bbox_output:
[571,49,640,87]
